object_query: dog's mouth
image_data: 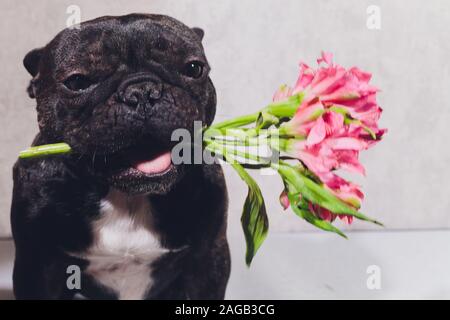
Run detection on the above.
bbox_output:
[127,147,173,175]
[101,140,176,180]
[80,135,185,194]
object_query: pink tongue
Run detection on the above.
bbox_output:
[133,151,172,174]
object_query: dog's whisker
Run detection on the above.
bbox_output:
[76,150,87,162]
[91,148,97,168]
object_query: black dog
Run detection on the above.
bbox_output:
[11,14,230,300]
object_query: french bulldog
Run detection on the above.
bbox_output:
[10,13,230,300]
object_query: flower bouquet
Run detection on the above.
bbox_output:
[19,52,386,265]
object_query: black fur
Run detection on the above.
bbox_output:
[11,14,230,300]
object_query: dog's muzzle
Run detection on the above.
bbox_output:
[117,73,163,107]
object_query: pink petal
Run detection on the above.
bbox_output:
[326,137,368,150]
[319,209,335,222]
[294,99,324,123]
[318,172,364,208]
[279,190,290,210]
[273,85,293,102]
[306,116,326,146]
[323,111,344,135]
[317,51,333,66]
[308,203,336,222]
[294,147,336,174]
[310,67,347,96]
[349,67,372,83]
[339,215,354,224]
[336,150,366,175]
[293,63,315,93]
[286,99,324,136]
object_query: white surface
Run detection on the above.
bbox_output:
[2,0,450,235]
[1,230,450,299]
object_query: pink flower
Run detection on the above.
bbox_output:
[308,173,362,224]
[308,204,354,224]
[279,172,361,224]
[272,84,293,102]
[280,98,324,138]
[278,52,386,177]
[318,172,364,209]
[279,190,290,210]
[291,51,384,132]
[273,52,386,225]
[284,110,369,176]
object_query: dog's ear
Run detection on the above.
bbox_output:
[23,47,44,98]
[192,27,204,41]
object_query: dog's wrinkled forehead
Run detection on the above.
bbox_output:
[50,14,206,79]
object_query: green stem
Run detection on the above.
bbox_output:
[205,127,257,141]
[208,112,260,130]
[19,143,72,159]
[204,137,267,147]
[263,92,305,118]
[205,126,292,146]
[207,92,305,130]
[205,141,270,164]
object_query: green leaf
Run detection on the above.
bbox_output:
[264,92,305,118]
[295,205,347,238]
[256,111,279,130]
[227,155,269,266]
[285,183,347,238]
[278,163,382,226]
[286,182,347,237]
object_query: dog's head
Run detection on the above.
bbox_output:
[24,14,216,194]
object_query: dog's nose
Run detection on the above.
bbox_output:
[117,73,163,106]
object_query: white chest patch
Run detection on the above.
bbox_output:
[80,189,169,300]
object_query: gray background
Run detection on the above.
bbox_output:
[1,0,450,237]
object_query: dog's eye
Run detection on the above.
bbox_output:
[63,74,93,91]
[183,61,204,79]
